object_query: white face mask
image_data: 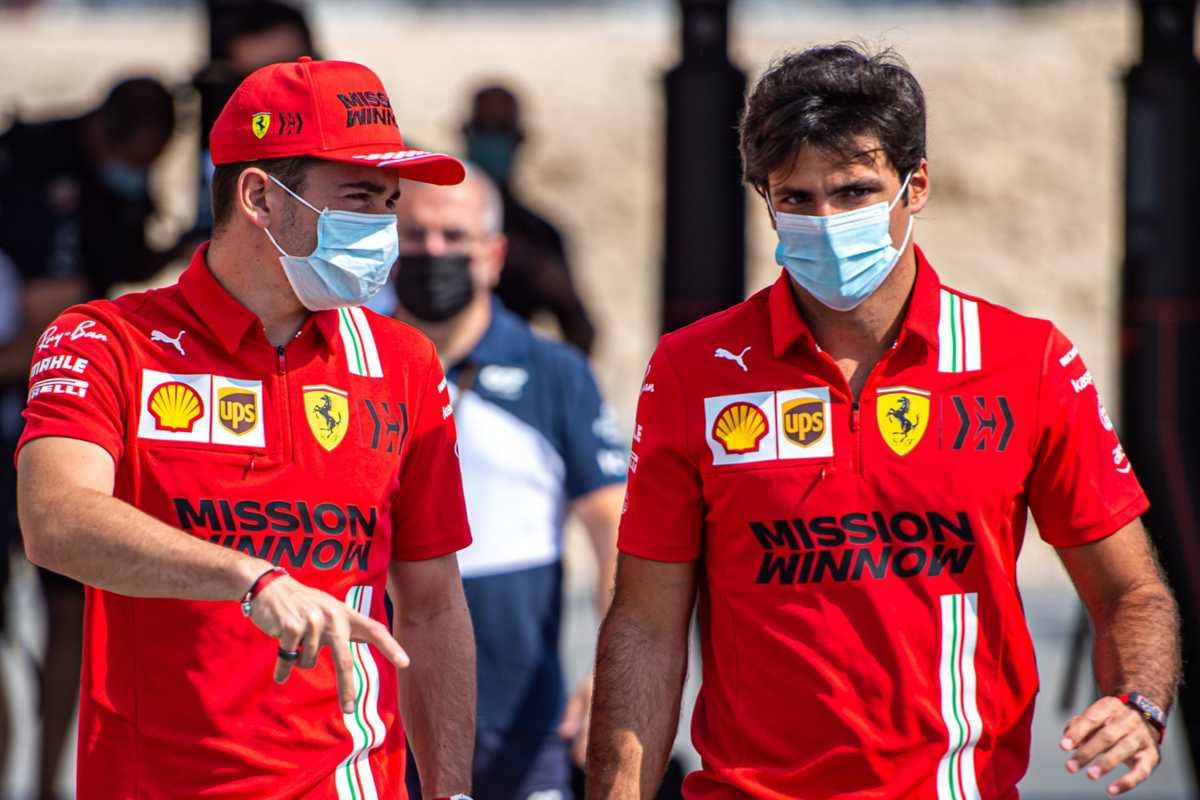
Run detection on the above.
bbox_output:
[264,175,400,311]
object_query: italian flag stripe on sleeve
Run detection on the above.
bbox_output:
[937,592,983,800]
[938,289,981,373]
[335,585,386,800]
[338,308,384,378]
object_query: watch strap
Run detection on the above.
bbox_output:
[1118,692,1166,745]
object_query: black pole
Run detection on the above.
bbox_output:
[1121,0,1200,776]
[661,0,746,334]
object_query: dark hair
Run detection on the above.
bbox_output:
[98,77,176,142]
[739,43,926,193]
[210,156,312,231]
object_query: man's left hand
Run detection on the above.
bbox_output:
[557,673,594,767]
[1061,696,1161,796]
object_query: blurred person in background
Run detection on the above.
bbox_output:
[191,0,317,235]
[588,44,1180,799]
[0,74,180,798]
[463,86,596,355]
[0,246,26,783]
[394,166,626,800]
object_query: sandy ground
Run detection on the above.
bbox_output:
[0,2,1194,796]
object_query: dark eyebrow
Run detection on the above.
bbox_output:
[339,180,387,194]
[830,177,883,193]
[340,180,401,204]
[776,177,883,199]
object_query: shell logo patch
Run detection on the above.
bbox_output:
[304,385,349,452]
[251,112,271,139]
[149,382,203,432]
[712,402,769,455]
[703,391,776,466]
[877,386,931,457]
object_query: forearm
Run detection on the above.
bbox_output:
[21,483,264,600]
[587,605,687,799]
[395,590,476,795]
[1091,583,1181,710]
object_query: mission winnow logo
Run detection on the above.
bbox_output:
[175,498,377,572]
[750,510,975,584]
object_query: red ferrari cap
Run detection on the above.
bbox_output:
[210,57,464,185]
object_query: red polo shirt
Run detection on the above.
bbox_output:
[620,246,1147,799]
[17,245,471,799]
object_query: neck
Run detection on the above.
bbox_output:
[207,232,309,348]
[397,295,492,367]
[794,248,918,365]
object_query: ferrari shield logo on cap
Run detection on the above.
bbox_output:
[251,112,271,140]
[877,386,931,457]
[303,384,349,451]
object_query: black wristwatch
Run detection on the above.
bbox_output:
[1118,692,1167,745]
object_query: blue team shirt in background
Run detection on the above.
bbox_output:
[448,300,626,736]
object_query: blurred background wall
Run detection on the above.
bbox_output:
[0,1,1195,797]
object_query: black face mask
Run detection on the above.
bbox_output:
[394,253,475,322]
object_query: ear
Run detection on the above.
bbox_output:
[236,168,274,230]
[906,158,930,215]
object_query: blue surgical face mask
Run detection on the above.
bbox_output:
[264,175,399,311]
[771,172,914,312]
[99,161,148,201]
[465,131,517,186]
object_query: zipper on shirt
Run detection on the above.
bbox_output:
[277,345,294,462]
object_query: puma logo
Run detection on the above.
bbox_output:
[714,346,751,372]
[151,329,186,357]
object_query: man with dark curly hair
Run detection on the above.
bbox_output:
[587,44,1180,799]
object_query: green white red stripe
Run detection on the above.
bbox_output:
[938,290,981,373]
[338,307,384,378]
[335,585,386,800]
[937,592,982,800]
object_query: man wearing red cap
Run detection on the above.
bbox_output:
[15,57,477,799]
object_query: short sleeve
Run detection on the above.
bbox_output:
[1028,325,1149,548]
[17,309,127,466]
[617,343,704,562]
[558,350,626,500]
[390,343,473,561]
